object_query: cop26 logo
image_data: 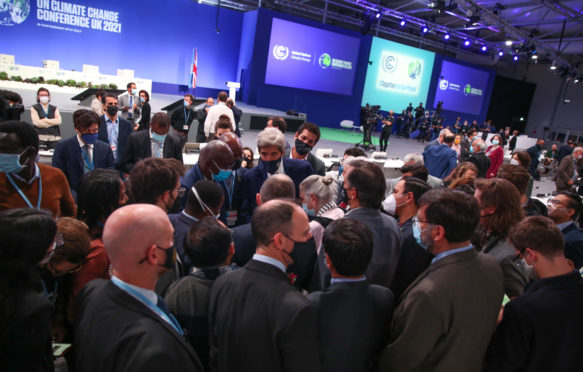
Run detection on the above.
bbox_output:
[0,0,30,26]
[439,79,449,90]
[273,45,289,61]
[382,55,398,73]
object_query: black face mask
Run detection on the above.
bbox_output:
[106,105,118,116]
[157,246,176,269]
[536,144,544,150]
[295,138,313,156]
[261,158,281,174]
[232,158,242,171]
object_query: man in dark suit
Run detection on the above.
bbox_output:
[485,216,583,371]
[97,93,133,169]
[307,219,393,372]
[423,133,457,179]
[376,189,504,371]
[232,174,317,290]
[75,204,203,372]
[468,138,491,178]
[120,112,183,174]
[240,127,313,220]
[557,139,575,163]
[209,200,320,372]
[547,191,583,269]
[343,159,402,289]
[52,109,114,196]
[290,122,326,176]
[526,139,545,180]
[460,129,478,162]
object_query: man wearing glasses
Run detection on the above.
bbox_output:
[547,191,583,269]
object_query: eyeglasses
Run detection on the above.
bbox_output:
[174,188,186,198]
[48,260,83,277]
[412,215,433,225]
[547,198,567,208]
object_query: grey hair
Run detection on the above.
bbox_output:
[343,155,370,168]
[300,175,337,204]
[439,128,449,137]
[403,153,424,165]
[473,139,486,151]
[257,127,286,152]
[574,146,583,153]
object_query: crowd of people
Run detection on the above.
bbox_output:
[1,88,583,372]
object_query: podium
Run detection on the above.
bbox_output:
[226,81,240,101]
[71,88,126,107]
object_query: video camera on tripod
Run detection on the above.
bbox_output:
[357,103,382,151]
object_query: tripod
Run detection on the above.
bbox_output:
[356,120,376,151]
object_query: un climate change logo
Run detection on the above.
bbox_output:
[439,79,449,90]
[408,60,422,79]
[382,55,398,73]
[0,0,30,26]
[464,84,472,96]
[319,53,331,69]
[273,45,289,61]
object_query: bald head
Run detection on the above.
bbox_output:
[259,174,295,203]
[103,204,174,281]
[198,140,235,179]
[219,132,243,159]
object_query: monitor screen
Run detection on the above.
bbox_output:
[265,18,361,95]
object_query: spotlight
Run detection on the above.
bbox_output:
[498,51,503,56]
[400,19,406,26]
[550,61,557,70]
[444,34,450,40]
[513,55,519,61]
[505,40,512,46]
[531,54,538,60]
[375,12,381,19]
[464,40,470,47]
[481,45,487,52]
[422,26,428,33]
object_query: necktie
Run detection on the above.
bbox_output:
[82,145,92,173]
[156,295,184,335]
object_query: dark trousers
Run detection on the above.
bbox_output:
[380,126,391,151]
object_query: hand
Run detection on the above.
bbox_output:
[134,124,139,131]
[133,103,138,110]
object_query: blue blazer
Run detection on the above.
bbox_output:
[423,144,457,180]
[52,136,115,194]
[239,157,313,220]
[563,223,583,269]
[98,115,133,167]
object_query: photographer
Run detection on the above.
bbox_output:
[0,89,24,122]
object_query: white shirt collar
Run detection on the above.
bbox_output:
[252,253,286,274]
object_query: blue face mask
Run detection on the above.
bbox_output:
[81,133,99,145]
[131,88,138,95]
[151,131,167,143]
[184,100,190,107]
[0,148,29,174]
[412,220,434,250]
[469,146,474,154]
[139,97,146,103]
[492,139,499,146]
[302,203,316,216]
[212,169,233,182]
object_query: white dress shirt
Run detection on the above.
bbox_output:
[203,101,235,137]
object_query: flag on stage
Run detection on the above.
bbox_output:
[190,48,198,90]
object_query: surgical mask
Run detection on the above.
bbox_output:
[520,258,533,271]
[106,105,118,116]
[469,146,474,154]
[39,96,49,104]
[131,89,138,95]
[156,245,176,269]
[211,159,233,182]
[492,140,499,146]
[40,242,56,265]
[261,158,281,174]
[151,131,167,143]
[184,100,190,107]
[81,133,99,145]
[510,158,520,165]
[192,185,221,219]
[383,194,397,215]
[0,148,29,173]
[412,220,434,250]
[302,203,316,216]
[139,97,146,103]
[454,139,461,144]
[295,138,313,156]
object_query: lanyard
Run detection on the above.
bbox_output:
[222,174,235,208]
[5,171,42,209]
[41,105,49,118]
[111,277,184,336]
[184,108,190,124]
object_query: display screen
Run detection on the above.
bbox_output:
[433,60,491,115]
[361,37,435,112]
[265,18,361,95]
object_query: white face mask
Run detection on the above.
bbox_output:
[39,96,49,104]
[510,158,520,165]
[382,193,407,215]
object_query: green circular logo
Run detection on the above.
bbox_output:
[408,60,421,79]
[319,53,332,69]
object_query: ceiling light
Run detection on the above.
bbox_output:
[550,61,557,70]
[498,51,503,56]
[513,55,519,61]
[464,40,470,46]
[444,34,450,40]
[400,19,406,26]
[481,45,487,52]
[375,12,381,19]
[531,54,538,60]
[422,26,428,33]
[505,40,512,46]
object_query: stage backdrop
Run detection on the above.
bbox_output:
[0,0,242,93]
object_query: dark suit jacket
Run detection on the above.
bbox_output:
[168,212,198,273]
[240,158,313,220]
[209,259,320,372]
[468,152,491,178]
[120,130,184,173]
[307,152,326,176]
[75,279,203,372]
[562,222,583,269]
[557,144,573,163]
[52,136,115,193]
[307,281,393,372]
[345,208,402,289]
[423,144,457,179]
[376,249,504,372]
[554,154,575,191]
[231,222,317,290]
[98,115,133,167]
[485,271,583,372]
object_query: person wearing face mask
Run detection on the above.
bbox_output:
[136,90,151,131]
[52,109,115,198]
[203,91,235,141]
[240,127,313,221]
[30,87,62,149]
[385,177,433,299]
[120,112,183,174]
[375,189,504,372]
[460,129,477,162]
[195,97,214,143]
[485,216,583,372]
[0,121,75,217]
[209,200,320,372]
[0,208,57,372]
[97,93,134,168]
[75,204,204,372]
[474,178,529,298]
[554,146,583,191]
[169,180,225,273]
[291,122,325,176]
[117,82,141,122]
[170,94,196,147]
[467,138,491,178]
[526,138,545,180]
[546,191,583,269]
[485,134,504,178]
